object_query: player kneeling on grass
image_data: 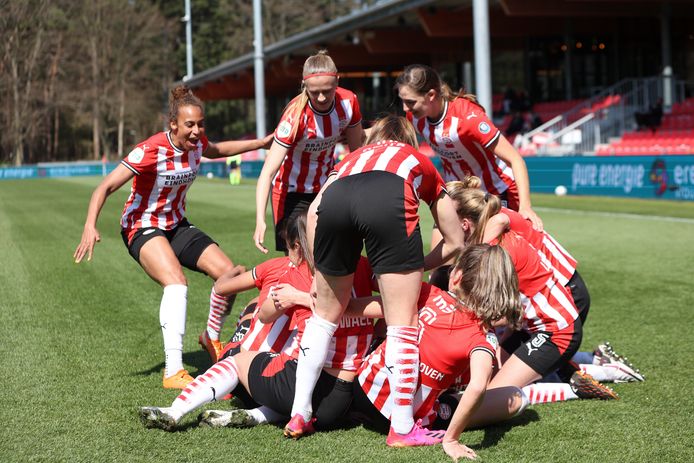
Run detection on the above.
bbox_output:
[348,244,526,460]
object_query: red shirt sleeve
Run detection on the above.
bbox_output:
[121,138,158,175]
[458,100,501,149]
[413,150,446,206]
[274,98,304,148]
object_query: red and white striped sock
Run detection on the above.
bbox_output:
[385,325,419,435]
[521,382,578,405]
[169,356,240,420]
[206,288,233,341]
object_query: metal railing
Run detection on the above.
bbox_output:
[515,76,687,155]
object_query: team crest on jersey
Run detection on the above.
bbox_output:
[478,122,491,135]
[127,147,145,164]
[277,121,292,138]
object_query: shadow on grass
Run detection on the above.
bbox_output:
[132,350,216,378]
[470,409,541,450]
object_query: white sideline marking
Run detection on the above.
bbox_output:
[536,207,694,224]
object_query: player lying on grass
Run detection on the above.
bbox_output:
[139,212,375,432]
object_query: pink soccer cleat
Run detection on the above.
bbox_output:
[283,414,316,439]
[386,419,445,447]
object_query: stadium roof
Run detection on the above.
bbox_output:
[184,0,694,100]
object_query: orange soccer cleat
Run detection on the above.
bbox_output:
[162,369,194,389]
[199,330,224,363]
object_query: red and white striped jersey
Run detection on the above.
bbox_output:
[333,140,446,235]
[495,231,579,333]
[272,87,361,196]
[279,258,374,371]
[357,283,497,425]
[407,98,515,195]
[120,131,208,243]
[500,207,577,286]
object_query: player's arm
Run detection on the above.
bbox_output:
[490,135,543,231]
[257,285,302,324]
[73,163,134,263]
[205,134,273,159]
[483,213,511,243]
[213,267,254,298]
[441,350,494,461]
[344,296,384,318]
[424,193,465,271]
[270,283,311,311]
[344,123,365,151]
[254,140,289,253]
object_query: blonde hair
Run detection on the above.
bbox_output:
[168,85,203,123]
[395,64,483,110]
[282,50,338,141]
[453,243,522,330]
[447,178,501,244]
[365,114,418,148]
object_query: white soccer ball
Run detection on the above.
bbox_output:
[554,185,568,196]
[206,172,214,179]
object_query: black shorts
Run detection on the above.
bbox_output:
[314,171,424,276]
[501,318,583,377]
[567,270,591,324]
[273,192,317,252]
[121,219,216,273]
[246,352,353,428]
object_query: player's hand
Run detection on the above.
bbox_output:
[253,221,268,254]
[270,284,299,311]
[74,225,101,263]
[442,440,478,461]
[261,133,274,149]
[519,206,543,232]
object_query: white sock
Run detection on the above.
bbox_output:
[521,382,578,404]
[580,364,612,382]
[170,356,240,420]
[385,325,419,435]
[290,314,338,420]
[248,406,285,425]
[514,387,531,416]
[160,284,187,377]
[206,287,232,341]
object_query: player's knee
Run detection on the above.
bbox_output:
[510,386,530,417]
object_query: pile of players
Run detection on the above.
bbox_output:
[76,51,643,460]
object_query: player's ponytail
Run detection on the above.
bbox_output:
[281,50,338,142]
[447,183,501,244]
[168,85,203,123]
[365,114,418,148]
[452,244,522,330]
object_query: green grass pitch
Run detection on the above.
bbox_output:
[1,176,693,462]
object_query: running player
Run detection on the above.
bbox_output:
[350,244,525,458]
[254,50,364,253]
[285,115,464,447]
[73,86,272,389]
[395,64,543,261]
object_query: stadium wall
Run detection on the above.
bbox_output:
[2,156,693,201]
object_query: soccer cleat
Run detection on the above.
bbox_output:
[594,342,645,382]
[199,330,225,363]
[199,409,259,428]
[162,369,194,389]
[386,419,446,447]
[570,371,619,400]
[283,414,316,439]
[139,406,178,431]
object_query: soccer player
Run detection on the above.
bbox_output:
[447,187,618,400]
[350,244,526,459]
[395,64,543,248]
[73,85,272,389]
[138,247,375,432]
[254,50,364,254]
[285,115,464,446]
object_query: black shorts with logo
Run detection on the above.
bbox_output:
[121,218,216,273]
[314,171,424,276]
[501,317,583,377]
[243,352,353,429]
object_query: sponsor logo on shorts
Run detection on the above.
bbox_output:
[143,229,156,236]
[478,122,491,135]
[526,333,550,355]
